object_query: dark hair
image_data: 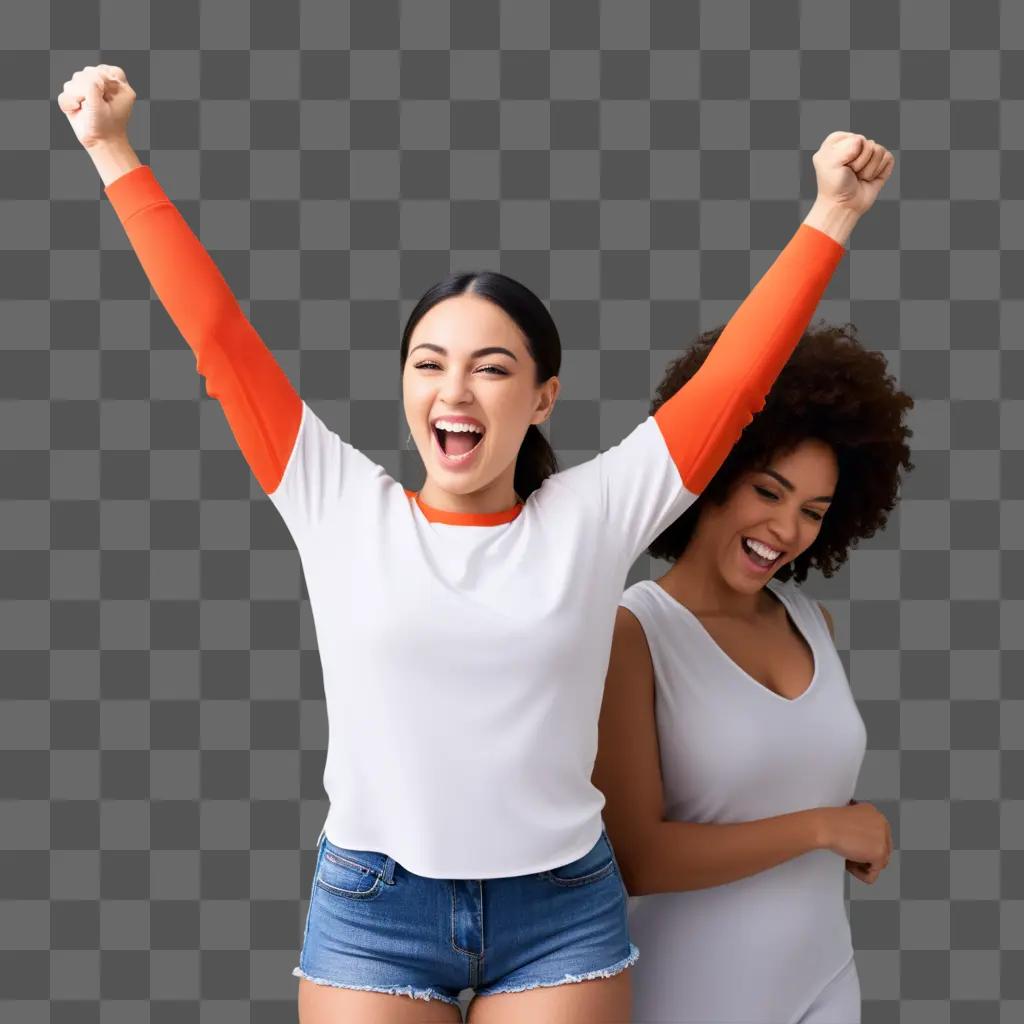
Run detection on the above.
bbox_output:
[399,271,560,500]
[648,321,915,582]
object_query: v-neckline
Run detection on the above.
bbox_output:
[651,578,819,704]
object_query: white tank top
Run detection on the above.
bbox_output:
[618,577,868,1023]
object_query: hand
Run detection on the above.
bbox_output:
[818,800,892,883]
[845,858,885,885]
[57,65,137,149]
[812,132,895,217]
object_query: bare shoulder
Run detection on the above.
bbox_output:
[608,604,654,677]
[614,603,650,647]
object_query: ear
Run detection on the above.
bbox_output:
[531,376,560,425]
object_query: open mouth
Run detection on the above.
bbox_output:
[741,536,782,570]
[432,420,485,464]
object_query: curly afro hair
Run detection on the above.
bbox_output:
[648,320,915,582]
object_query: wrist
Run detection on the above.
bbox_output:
[807,808,832,852]
[802,199,861,248]
[85,136,141,187]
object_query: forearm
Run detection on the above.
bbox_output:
[802,197,861,248]
[653,206,850,494]
[92,143,302,494]
[85,135,141,187]
[623,811,825,896]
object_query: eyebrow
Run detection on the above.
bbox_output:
[409,343,518,362]
[761,469,834,503]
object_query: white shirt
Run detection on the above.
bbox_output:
[269,402,696,878]
[102,163,845,881]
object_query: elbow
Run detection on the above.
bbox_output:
[610,838,658,897]
[616,861,647,897]
[624,874,654,897]
[611,826,703,897]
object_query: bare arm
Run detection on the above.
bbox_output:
[593,606,827,896]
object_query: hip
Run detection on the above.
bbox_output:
[296,824,639,1001]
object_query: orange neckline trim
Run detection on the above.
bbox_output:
[405,490,524,526]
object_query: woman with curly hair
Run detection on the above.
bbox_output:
[593,324,914,1023]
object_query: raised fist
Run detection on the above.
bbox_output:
[812,132,894,216]
[57,65,136,149]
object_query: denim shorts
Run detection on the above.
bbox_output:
[292,825,639,1006]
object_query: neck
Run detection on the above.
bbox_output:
[659,537,770,620]
[417,463,520,515]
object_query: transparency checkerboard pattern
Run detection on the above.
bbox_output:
[1,0,1023,1020]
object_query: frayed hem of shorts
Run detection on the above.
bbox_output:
[473,941,640,997]
[292,966,462,1006]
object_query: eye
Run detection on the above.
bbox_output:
[412,361,508,375]
[754,486,823,522]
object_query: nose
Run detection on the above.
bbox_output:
[438,367,474,406]
[767,508,801,549]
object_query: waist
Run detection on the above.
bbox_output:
[628,850,852,954]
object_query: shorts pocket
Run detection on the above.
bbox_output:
[316,838,393,901]
[539,829,617,888]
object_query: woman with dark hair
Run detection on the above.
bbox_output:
[58,62,893,1024]
[593,324,914,1023]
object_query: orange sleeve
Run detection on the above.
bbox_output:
[104,165,303,495]
[654,224,845,494]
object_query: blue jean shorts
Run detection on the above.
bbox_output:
[292,825,639,1007]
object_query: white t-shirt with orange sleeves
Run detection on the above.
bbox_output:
[269,405,695,877]
[103,164,845,879]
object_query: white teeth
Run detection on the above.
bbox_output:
[746,538,781,561]
[434,420,483,434]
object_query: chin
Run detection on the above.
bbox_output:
[736,575,769,592]
[723,565,776,593]
[435,475,482,494]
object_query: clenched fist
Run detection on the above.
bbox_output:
[57,64,136,150]
[812,132,894,216]
[817,799,893,884]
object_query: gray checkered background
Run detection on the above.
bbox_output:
[1,0,1023,1021]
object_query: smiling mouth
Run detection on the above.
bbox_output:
[741,536,782,569]
[433,424,484,460]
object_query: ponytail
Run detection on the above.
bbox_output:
[514,424,559,501]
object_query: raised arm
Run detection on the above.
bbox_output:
[592,606,893,895]
[655,133,895,495]
[57,65,302,495]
